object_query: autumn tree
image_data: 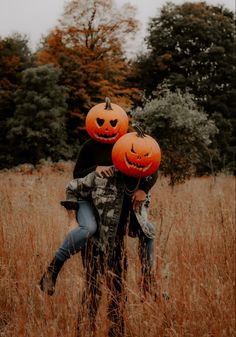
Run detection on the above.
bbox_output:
[37,0,140,143]
[7,64,72,165]
[133,2,235,173]
[132,88,218,185]
[0,34,33,167]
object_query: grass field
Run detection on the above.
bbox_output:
[0,163,235,337]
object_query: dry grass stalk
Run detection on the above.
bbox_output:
[0,167,235,337]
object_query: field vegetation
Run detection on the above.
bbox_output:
[0,163,235,337]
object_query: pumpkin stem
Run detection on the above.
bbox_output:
[134,125,145,138]
[105,97,113,110]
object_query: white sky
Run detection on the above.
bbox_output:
[0,0,234,52]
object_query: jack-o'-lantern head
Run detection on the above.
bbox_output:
[85,97,128,144]
[112,126,161,177]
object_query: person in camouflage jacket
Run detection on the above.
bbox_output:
[64,168,155,257]
[39,137,158,336]
[62,168,157,337]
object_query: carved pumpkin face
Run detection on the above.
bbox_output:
[112,128,161,177]
[85,98,128,144]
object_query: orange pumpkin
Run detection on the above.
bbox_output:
[85,97,128,144]
[112,126,161,177]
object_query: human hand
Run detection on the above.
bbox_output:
[95,165,114,178]
[132,189,147,214]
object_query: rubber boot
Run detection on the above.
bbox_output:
[39,257,64,296]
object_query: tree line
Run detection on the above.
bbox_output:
[0,0,235,181]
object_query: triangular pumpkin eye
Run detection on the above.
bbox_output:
[110,119,118,127]
[131,144,136,153]
[96,118,104,126]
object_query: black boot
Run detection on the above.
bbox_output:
[39,257,64,296]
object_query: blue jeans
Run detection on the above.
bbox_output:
[138,234,155,275]
[55,201,154,274]
[128,208,155,275]
[55,200,97,261]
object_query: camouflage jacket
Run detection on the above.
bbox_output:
[61,169,155,255]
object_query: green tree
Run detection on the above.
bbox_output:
[37,0,140,143]
[7,64,72,165]
[0,33,33,167]
[135,2,235,105]
[133,2,235,173]
[132,88,218,185]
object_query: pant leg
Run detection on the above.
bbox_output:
[129,210,155,276]
[138,234,156,295]
[77,243,102,337]
[129,210,156,294]
[138,234,155,277]
[107,238,127,337]
[55,200,97,262]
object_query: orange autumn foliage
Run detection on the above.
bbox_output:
[36,0,141,140]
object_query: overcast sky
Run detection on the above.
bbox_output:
[0,0,234,52]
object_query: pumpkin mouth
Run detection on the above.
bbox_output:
[125,153,152,172]
[96,132,118,140]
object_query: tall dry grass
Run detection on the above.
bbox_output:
[0,164,235,337]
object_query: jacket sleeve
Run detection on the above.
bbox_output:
[60,173,95,210]
[73,141,96,178]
